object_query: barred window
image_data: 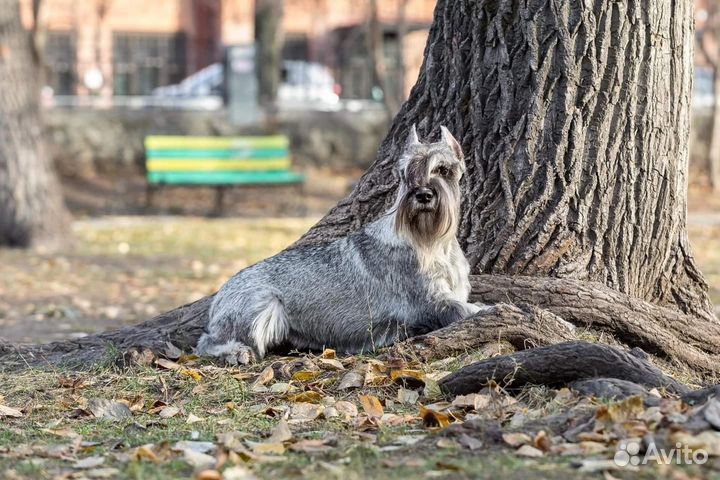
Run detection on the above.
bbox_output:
[45,31,77,96]
[112,33,187,95]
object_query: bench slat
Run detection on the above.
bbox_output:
[146,149,289,159]
[147,159,291,172]
[148,171,304,185]
[145,136,289,150]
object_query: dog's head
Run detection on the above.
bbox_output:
[395,125,465,248]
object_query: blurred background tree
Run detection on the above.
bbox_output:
[698,1,720,192]
[0,0,68,248]
[255,0,284,117]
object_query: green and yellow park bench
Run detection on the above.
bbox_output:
[144,135,305,214]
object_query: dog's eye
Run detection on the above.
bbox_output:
[435,166,450,177]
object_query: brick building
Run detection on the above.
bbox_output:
[20,0,436,100]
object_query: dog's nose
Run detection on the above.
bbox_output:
[414,187,434,204]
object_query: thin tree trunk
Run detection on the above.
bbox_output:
[395,0,408,103]
[367,0,399,115]
[254,0,284,111]
[0,0,68,248]
[710,67,720,192]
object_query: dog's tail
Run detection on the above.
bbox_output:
[250,295,289,358]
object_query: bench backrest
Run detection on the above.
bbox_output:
[145,135,299,185]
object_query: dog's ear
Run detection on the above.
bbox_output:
[440,126,464,161]
[406,124,420,149]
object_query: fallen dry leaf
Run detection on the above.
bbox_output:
[289,439,334,453]
[364,365,390,387]
[0,404,23,418]
[337,370,364,390]
[359,395,384,418]
[321,349,336,359]
[533,430,552,452]
[222,465,258,480]
[419,405,452,429]
[223,465,257,480]
[269,382,294,394]
[390,369,425,389]
[397,388,419,405]
[577,459,633,473]
[179,368,203,382]
[83,467,120,478]
[289,402,324,423]
[196,470,222,480]
[502,432,532,447]
[159,406,180,418]
[163,342,183,359]
[155,358,182,370]
[451,393,491,411]
[253,366,275,388]
[671,430,720,456]
[423,377,443,400]
[457,434,483,451]
[133,445,160,463]
[183,449,217,470]
[186,414,203,424]
[88,399,132,421]
[73,456,105,469]
[436,437,458,449]
[287,391,324,403]
[516,444,544,458]
[292,370,322,382]
[266,419,293,443]
[334,401,358,420]
[172,441,215,454]
[248,441,285,455]
[319,358,345,371]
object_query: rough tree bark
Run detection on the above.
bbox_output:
[0,0,68,247]
[1,0,718,389]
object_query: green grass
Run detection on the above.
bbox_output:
[2,216,720,478]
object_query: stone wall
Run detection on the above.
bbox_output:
[46,106,714,186]
[44,107,389,178]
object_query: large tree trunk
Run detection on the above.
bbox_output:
[300,0,713,321]
[2,0,718,383]
[0,0,68,248]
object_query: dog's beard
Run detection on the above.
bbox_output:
[394,182,459,252]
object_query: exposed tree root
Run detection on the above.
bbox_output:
[470,275,720,374]
[0,296,212,370]
[388,303,576,361]
[437,341,690,396]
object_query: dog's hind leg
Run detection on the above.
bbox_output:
[197,293,289,365]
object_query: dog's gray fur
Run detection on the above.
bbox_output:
[196,125,482,364]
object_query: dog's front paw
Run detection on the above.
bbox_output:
[200,339,257,366]
[222,345,256,366]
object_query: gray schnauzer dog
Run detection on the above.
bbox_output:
[196,125,481,364]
